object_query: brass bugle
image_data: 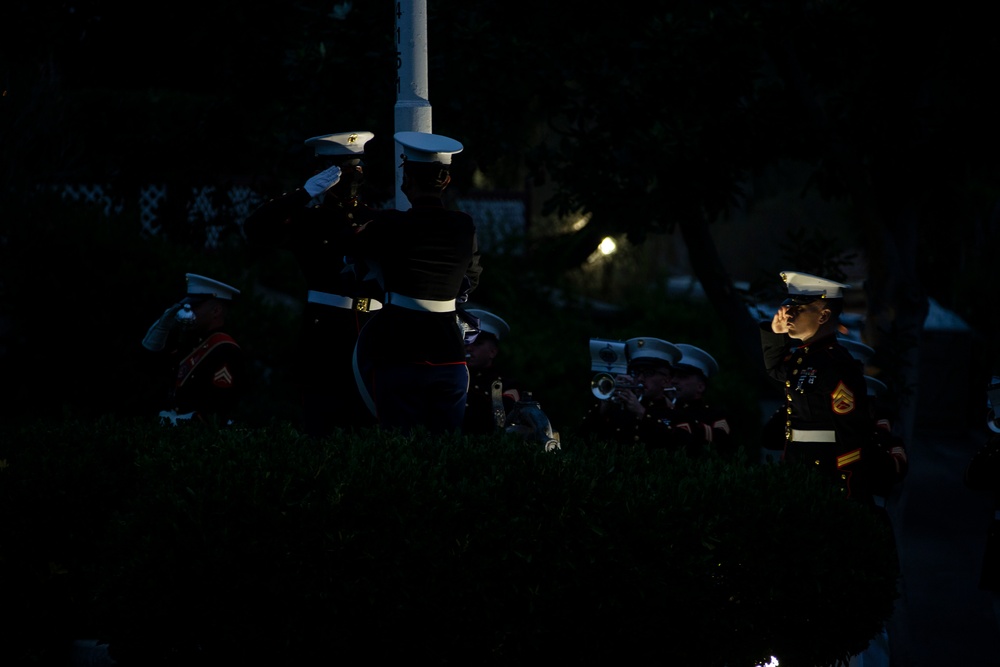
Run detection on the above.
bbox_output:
[591,372,643,401]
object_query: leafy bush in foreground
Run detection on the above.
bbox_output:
[0,417,897,666]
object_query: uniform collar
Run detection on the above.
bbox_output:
[408,195,445,208]
[798,330,838,350]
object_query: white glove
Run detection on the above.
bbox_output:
[304,165,342,198]
[159,410,196,426]
[142,303,183,351]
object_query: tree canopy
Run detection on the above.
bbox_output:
[5,0,1000,427]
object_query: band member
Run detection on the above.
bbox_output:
[141,273,244,426]
[581,336,693,450]
[669,343,733,456]
[462,308,522,435]
[965,378,1000,641]
[838,338,909,517]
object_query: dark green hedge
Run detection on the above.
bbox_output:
[0,417,897,667]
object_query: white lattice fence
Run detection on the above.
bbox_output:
[56,184,124,217]
[189,185,222,247]
[55,183,264,249]
[139,184,168,235]
[227,185,262,222]
[54,184,520,252]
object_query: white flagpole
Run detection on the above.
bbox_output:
[394,0,432,210]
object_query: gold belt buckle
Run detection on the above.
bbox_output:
[355,297,370,312]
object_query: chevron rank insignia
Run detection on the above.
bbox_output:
[213,366,234,387]
[831,381,855,414]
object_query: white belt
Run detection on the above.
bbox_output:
[307,290,382,311]
[385,292,455,313]
[790,429,836,443]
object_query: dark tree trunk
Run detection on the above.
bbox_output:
[677,218,774,394]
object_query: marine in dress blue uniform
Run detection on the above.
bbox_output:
[669,343,734,457]
[838,338,909,519]
[343,131,482,435]
[759,271,872,502]
[141,273,244,426]
[965,379,1000,633]
[461,308,522,435]
[243,131,382,436]
[967,434,1000,584]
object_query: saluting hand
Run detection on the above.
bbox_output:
[771,306,791,334]
[304,165,342,198]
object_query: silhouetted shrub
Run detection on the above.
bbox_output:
[0,416,898,666]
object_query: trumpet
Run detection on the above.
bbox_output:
[591,372,644,402]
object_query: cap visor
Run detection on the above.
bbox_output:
[781,295,821,306]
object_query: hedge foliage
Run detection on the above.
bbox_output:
[0,416,898,667]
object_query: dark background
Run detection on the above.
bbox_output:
[4,1,1000,436]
